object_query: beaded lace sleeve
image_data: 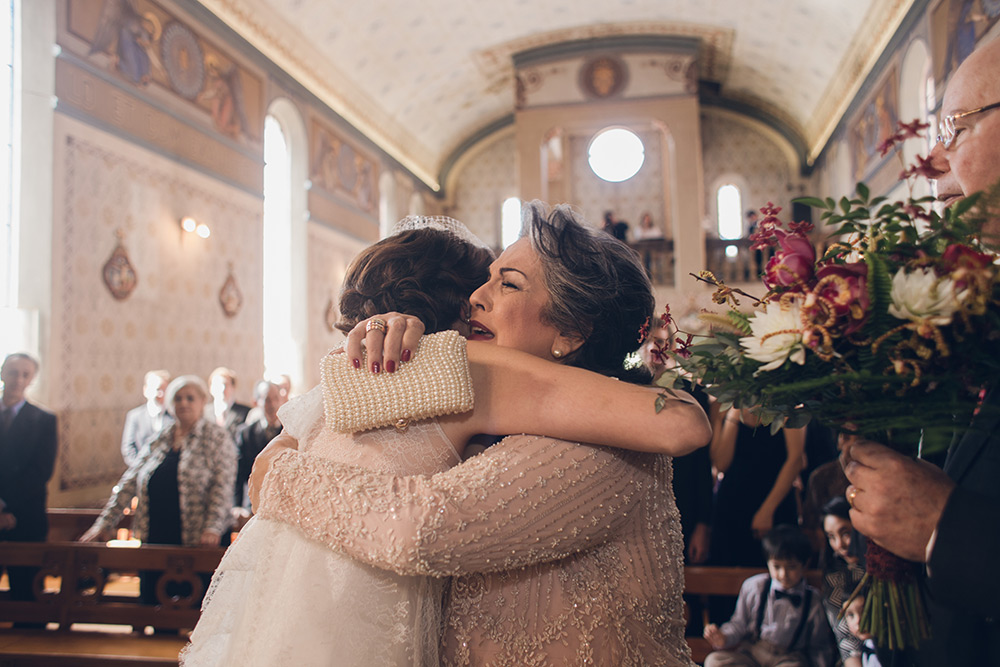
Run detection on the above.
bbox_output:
[256,435,648,577]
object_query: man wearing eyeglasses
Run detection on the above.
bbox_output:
[842,37,1000,667]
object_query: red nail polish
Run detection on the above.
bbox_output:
[372,361,381,374]
[352,358,360,369]
[386,360,396,373]
[401,349,411,362]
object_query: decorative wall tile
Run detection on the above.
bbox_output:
[447,134,517,249]
[52,119,263,494]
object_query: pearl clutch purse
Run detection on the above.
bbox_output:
[320,330,475,433]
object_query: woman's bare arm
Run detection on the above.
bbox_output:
[750,425,806,537]
[438,341,710,456]
[710,408,740,473]
[341,314,710,456]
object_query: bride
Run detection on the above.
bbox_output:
[184,207,709,666]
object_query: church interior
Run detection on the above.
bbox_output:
[1,0,999,661]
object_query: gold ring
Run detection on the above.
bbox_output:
[847,487,858,510]
[366,318,387,334]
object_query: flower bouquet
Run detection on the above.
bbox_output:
[656,138,1000,650]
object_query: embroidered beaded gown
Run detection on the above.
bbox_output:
[256,433,696,666]
[180,386,461,667]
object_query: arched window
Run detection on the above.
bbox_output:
[262,99,309,392]
[501,196,521,249]
[263,115,293,380]
[717,184,743,257]
[1,0,15,307]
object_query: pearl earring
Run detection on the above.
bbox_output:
[551,349,563,359]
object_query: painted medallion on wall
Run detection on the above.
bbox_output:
[580,56,628,99]
[219,263,243,318]
[67,0,263,145]
[161,21,205,99]
[102,229,138,301]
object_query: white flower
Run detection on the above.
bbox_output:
[888,268,962,325]
[740,300,806,372]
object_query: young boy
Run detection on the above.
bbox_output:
[703,525,834,666]
[842,590,882,667]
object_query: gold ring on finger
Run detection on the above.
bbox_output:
[366,318,387,334]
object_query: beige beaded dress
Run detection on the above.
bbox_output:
[257,431,696,666]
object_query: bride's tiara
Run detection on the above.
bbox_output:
[390,215,492,251]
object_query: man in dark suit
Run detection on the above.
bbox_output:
[120,369,172,467]
[208,366,251,440]
[0,352,59,607]
[843,36,1000,665]
[233,380,286,511]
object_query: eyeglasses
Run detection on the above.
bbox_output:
[937,101,1000,148]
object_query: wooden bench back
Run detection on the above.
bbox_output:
[0,542,224,630]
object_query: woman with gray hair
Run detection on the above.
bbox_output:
[242,203,707,666]
[82,374,237,606]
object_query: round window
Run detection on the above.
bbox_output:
[587,127,644,182]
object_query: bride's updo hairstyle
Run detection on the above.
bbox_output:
[522,201,654,384]
[337,225,493,335]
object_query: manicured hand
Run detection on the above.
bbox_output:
[345,312,425,374]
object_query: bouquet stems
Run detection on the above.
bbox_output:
[847,541,930,650]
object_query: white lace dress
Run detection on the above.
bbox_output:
[180,387,461,667]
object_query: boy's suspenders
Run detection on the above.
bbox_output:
[753,577,772,641]
[754,576,813,651]
[789,588,812,651]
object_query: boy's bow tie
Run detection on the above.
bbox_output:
[774,589,802,607]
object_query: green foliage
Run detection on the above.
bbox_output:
[681,181,1000,454]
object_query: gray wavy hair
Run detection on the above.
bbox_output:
[520,201,654,384]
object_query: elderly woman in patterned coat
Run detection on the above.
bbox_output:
[82,374,237,603]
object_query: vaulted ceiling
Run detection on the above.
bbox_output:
[198,0,917,190]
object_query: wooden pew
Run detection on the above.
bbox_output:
[0,538,819,665]
[45,508,114,543]
[0,541,224,665]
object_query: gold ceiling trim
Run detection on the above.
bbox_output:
[474,21,734,84]
[805,0,917,166]
[198,0,441,190]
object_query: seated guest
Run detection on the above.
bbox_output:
[208,366,251,439]
[233,380,286,512]
[0,353,58,619]
[819,497,866,666]
[81,375,236,608]
[703,525,834,667]
[633,211,665,240]
[842,586,882,667]
[120,369,172,467]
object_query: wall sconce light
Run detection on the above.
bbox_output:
[180,216,211,239]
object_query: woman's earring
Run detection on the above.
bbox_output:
[551,349,563,359]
